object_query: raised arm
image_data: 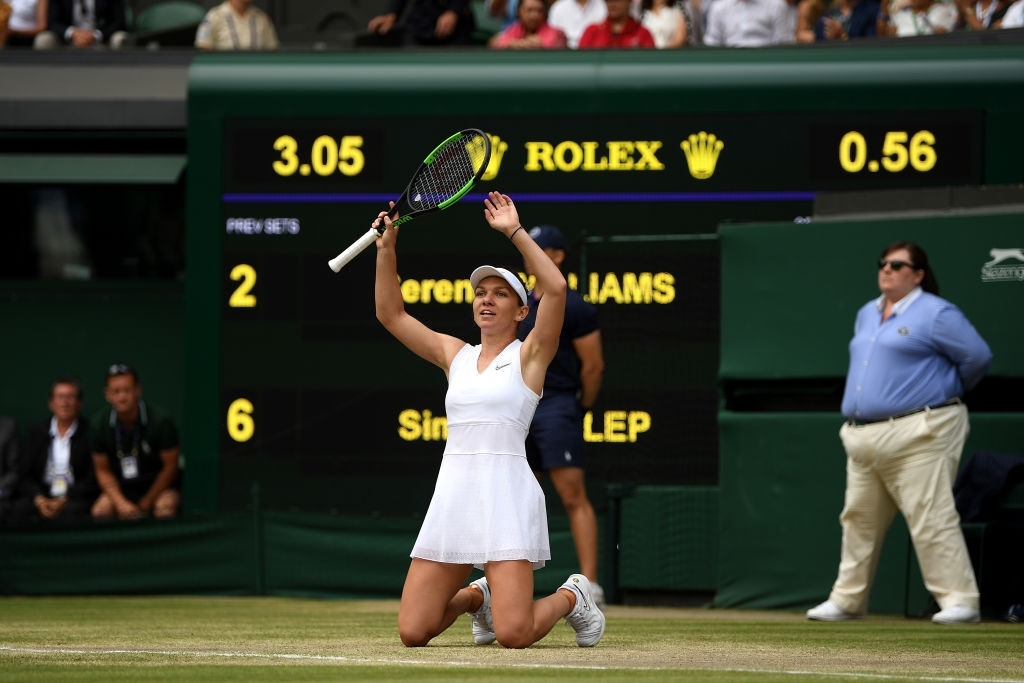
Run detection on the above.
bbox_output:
[374,209,463,372]
[482,191,566,393]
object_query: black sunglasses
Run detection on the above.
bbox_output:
[878,259,917,271]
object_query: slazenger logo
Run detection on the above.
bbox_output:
[981,248,1024,282]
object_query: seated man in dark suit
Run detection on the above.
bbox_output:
[9,378,98,524]
[34,0,129,48]
[367,0,477,46]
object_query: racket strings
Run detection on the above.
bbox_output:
[408,134,489,212]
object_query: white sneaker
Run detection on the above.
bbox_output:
[806,600,861,621]
[561,573,606,647]
[469,577,495,645]
[931,605,980,624]
[591,582,606,609]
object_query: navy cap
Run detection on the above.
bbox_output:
[528,225,567,251]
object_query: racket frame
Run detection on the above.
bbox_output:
[327,129,492,272]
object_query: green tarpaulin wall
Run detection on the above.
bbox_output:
[716,211,1024,616]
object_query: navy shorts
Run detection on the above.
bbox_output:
[526,391,586,471]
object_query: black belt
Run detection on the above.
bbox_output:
[846,397,962,426]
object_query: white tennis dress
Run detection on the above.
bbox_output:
[411,340,550,570]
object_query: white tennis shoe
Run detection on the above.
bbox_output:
[806,600,861,621]
[561,573,606,647]
[931,605,980,624]
[469,577,495,645]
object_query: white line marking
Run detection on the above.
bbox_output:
[1,646,1022,681]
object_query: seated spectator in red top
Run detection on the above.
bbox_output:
[578,0,656,46]
[490,0,569,47]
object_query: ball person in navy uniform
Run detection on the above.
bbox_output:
[518,225,606,607]
[91,364,181,520]
[808,241,992,624]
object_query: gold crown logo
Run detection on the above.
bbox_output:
[680,132,724,180]
[481,133,508,181]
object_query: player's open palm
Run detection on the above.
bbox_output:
[483,191,520,236]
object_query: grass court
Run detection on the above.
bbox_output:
[2,595,1023,681]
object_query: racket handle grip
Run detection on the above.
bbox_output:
[328,227,382,272]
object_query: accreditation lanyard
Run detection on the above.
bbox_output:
[46,430,74,498]
[114,423,142,480]
[226,12,259,49]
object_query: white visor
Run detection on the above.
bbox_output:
[470,265,527,305]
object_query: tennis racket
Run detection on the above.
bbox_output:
[328,128,492,272]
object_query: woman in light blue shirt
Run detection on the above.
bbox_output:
[808,240,992,626]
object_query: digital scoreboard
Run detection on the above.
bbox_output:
[185,49,1016,516]
[222,112,981,194]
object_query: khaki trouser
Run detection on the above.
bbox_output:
[830,403,979,614]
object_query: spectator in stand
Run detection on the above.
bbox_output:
[579,0,656,45]
[879,0,957,35]
[367,0,477,46]
[548,0,607,47]
[490,0,568,47]
[953,0,1009,28]
[195,0,279,50]
[34,0,127,48]
[807,0,880,41]
[91,363,181,520]
[641,0,689,46]
[1001,0,1023,25]
[0,414,19,525]
[9,378,97,524]
[703,0,793,46]
[2,0,47,48]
